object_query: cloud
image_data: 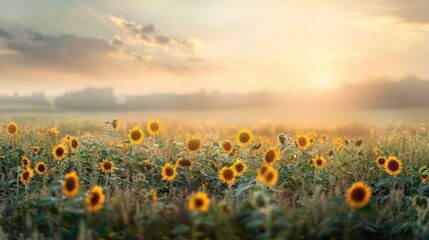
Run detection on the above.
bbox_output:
[111,35,125,47]
[110,16,155,34]
[110,16,200,57]
[0,28,13,40]
[1,31,118,75]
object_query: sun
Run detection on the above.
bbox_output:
[312,75,331,89]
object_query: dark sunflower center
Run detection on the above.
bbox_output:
[103,162,112,170]
[378,158,386,165]
[235,163,244,172]
[165,167,174,176]
[422,175,428,179]
[388,160,399,171]
[316,159,323,166]
[23,171,30,180]
[90,192,100,205]
[351,187,366,202]
[265,150,275,163]
[260,166,268,175]
[223,169,234,180]
[223,142,232,151]
[8,125,16,133]
[179,159,191,167]
[188,139,201,151]
[23,159,28,165]
[150,123,159,131]
[298,137,307,146]
[56,147,64,157]
[239,133,250,143]
[265,172,274,181]
[131,131,142,140]
[34,148,38,152]
[65,178,76,191]
[195,198,204,207]
[71,140,78,148]
[38,164,46,172]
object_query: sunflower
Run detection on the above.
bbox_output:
[261,166,278,187]
[233,159,247,176]
[263,147,280,165]
[187,137,202,153]
[235,129,254,147]
[33,147,40,155]
[295,134,310,150]
[257,165,269,182]
[127,126,145,145]
[62,171,79,197]
[188,192,210,212]
[373,147,380,156]
[346,181,372,208]
[419,165,428,174]
[384,156,402,175]
[61,135,70,145]
[333,138,343,145]
[21,156,31,168]
[146,119,163,136]
[143,165,154,173]
[251,142,262,154]
[161,163,177,181]
[24,126,30,133]
[69,137,79,151]
[34,162,47,175]
[312,155,326,170]
[308,159,314,167]
[52,144,68,161]
[6,121,19,136]
[112,118,120,130]
[176,158,192,168]
[221,140,233,153]
[20,169,34,184]
[376,156,387,168]
[100,160,114,173]
[336,144,343,152]
[85,185,106,212]
[219,166,237,185]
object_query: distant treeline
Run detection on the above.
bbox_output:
[2,77,429,111]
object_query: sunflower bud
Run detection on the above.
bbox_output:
[278,134,286,144]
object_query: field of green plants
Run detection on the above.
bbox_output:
[1,117,429,239]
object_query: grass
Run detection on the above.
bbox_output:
[0,118,429,239]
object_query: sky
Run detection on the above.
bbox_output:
[0,0,429,96]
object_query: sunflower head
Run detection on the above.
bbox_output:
[146,119,163,136]
[261,166,278,187]
[112,118,120,130]
[161,163,177,181]
[34,162,47,175]
[221,140,233,153]
[421,175,428,183]
[100,160,114,173]
[233,159,247,176]
[235,129,254,147]
[419,165,428,174]
[376,156,387,168]
[62,171,79,197]
[295,134,310,150]
[384,156,402,175]
[33,147,40,154]
[257,165,269,182]
[52,144,68,161]
[176,158,192,168]
[219,166,237,185]
[263,147,280,165]
[187,137,202,153]
[333,138,343,145]
[6,122,19,136]
[188,192,210,212]
[85,185,106,212]
[127,126,145,145]
[20,169,34,184]
[312,155,326,170]
[373,147,380,156]
[69,137,79,151]
[346,181,372,208]
[21,156,31,168]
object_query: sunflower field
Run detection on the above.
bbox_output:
[1,118,429,239]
